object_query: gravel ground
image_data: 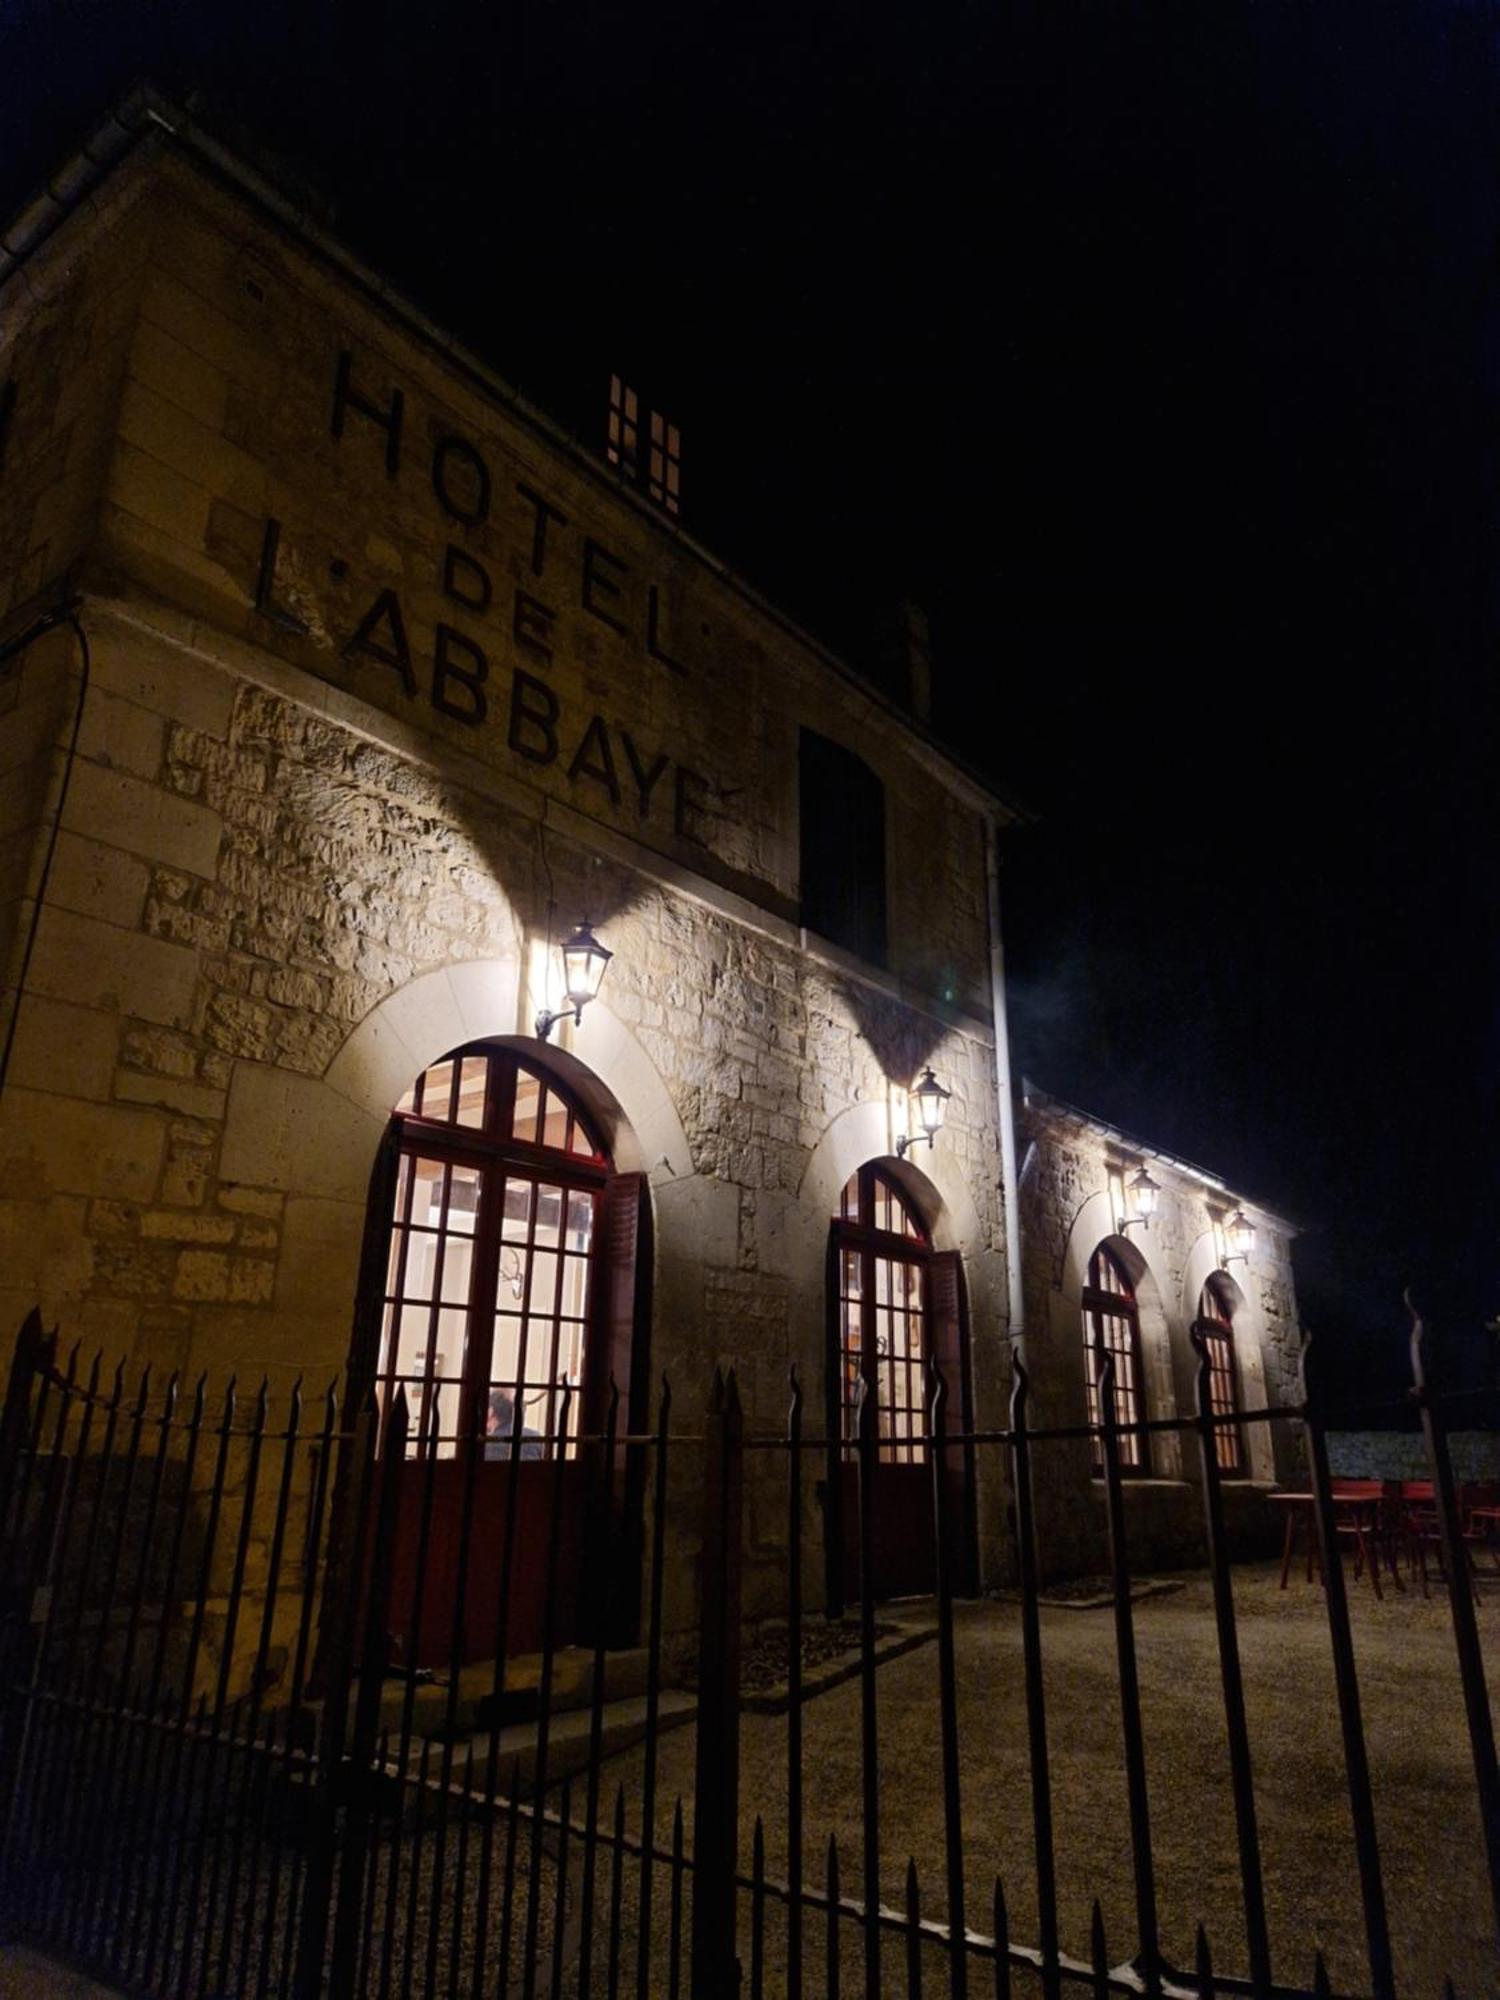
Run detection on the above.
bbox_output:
[588,1558,1500,1997]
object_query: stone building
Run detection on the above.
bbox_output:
[0,99,1301,1645]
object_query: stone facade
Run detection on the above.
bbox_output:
[1018,1085,1304,1577]
[0,127,1015,1635]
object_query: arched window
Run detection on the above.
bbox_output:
[833,1165,930,1462]
[379,1046,608,1460]
[1196,1274,1244,1475]
[1082,1245,1149,1474]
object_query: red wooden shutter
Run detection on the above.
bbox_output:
[928,1249,978,1595]
[588,1171,652,1642]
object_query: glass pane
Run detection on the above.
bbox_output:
[875,1259,890,1306]
[559,1257,589,1319]
[410,1157,447,1228]
[842,1249,861,1301]
[402,1232,440,1301]
[540,1090,570,1152]
[533,1183,563,1251]
[421,1060,455,1122]
[447,1164,481,1233]
[512,1067,542,1143]
[836,1172,857,1221]
[569,1118,597,1158]
[456,1056,487,1129]
[385,1229,404,1295]
[502,1179,533,1243]
[491,1315,522,1385]
[565,1190,594,1252]
[874,1182,892,1233]
[527,1249,560,1316]
[496,1242,526,1306]
[439,1234,474,1305]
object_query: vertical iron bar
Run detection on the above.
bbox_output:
[1408,1294,1500,1941]
[853,1374,882,1998]
[446,1741,475,2000]
[825,1834,841,2000]
[1301,1335,1395,1999]
[927,1364,968,2000]
[548,1776,574,2000]
[607,1783,628,2000]
[785,1367,805,2000]
[578,1382,620,2000]
[403,1736,436,2000]
[328,1388,408,2000]
[750,1816,766,2000]
[1007,1353,1060,2000]
[1090,1901,1108,2000]
[1195,1923,1214,1998]
[222,1383,306,1995]
[634,1373,672,2000]
[691,1367,745,2000]
[1189,1329,1272,1996]
[356,1727,391,2000]
[495,1757,521,1993]
[667,1796,685,2000]
[1093,1338,1162,1995]
[382,1392,442,2000]
[521,1377,576,2000]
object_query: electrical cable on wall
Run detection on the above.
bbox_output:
[0,600,90,1101]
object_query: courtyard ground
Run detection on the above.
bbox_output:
[601,1557,1500,1997]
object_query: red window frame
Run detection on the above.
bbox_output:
[1082,1245,1150,1475]
[377,1045,609,1461]
[832,1165,930,1464]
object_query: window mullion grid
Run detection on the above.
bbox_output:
[416,1164,454,1463]
[512,1173,540,1458]
[381,1154,420,1418]
[544,1186,568,1457]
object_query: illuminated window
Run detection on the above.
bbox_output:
[1082,1245,1149,1474]
[833,1166,930,1463]
[607,375,680,517]
[799,728,887,965]
[1196,1275,1245,1475]
[380,1047,607,1461]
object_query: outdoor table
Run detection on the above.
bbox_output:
[1269,1489,1392,1598]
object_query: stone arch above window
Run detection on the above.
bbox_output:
[1195,1271,1245,1476]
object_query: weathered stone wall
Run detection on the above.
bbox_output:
[1018,1092,1302,1578]
[0,141,1016,1645]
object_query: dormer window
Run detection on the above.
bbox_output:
[607,374,680,516]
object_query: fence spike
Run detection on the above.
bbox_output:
[905,1856,923,1997]
[1312,1948,1331,1999]
[1440,1977,1456,2000]
[992,1874,1010,2000]
[1195,1922,1213,1997]
[1090,1900,1108,2000]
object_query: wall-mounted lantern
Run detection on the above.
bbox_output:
[1121,1165,1160,1230]
[896,1067,951,1158]
[535,921,613,1041]
[1223,1208,1256,1265]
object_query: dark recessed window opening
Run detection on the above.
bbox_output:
[799,727,887,966]
[607,374,680,517]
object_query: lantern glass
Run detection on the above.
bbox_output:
[1228,1209,1255,1260]
[559,922,612,1013]
[1128,1167,1159,1222]
[911,1067,951,1141]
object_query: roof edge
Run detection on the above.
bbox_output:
[1,85,1033,828]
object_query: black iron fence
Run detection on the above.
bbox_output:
[0,1302,1496,1998]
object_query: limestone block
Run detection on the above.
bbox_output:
[114,1070,227,1122]
[28,907,198,1029]
[324,1004,427,1123]
[44,832,151,931]
[366,968,470,1078]
[129,315,231,431]
[5,996,118,1101]
[444,956,522,1044]
[77,687,165,782]
[653,1174,740,1276]
[0,1089,165,1202]
[61,762,221,879]
[220,1062,385,1200]
[90,617,235,738]
[276,1196,364,1317]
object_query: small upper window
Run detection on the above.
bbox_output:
[395,1051,603,1162]
[1196,1275,1244,1475]
[799,728,887,966]
[608,374,681,517]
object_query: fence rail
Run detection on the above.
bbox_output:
[0,1300,1496,1997]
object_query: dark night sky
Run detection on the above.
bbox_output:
[6,0,1499,1400]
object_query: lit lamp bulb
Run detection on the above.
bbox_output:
[1226,1209,1256,1263]
[1127,1166,1160,1227]
[897,1067,951,1158]
[536,921,613,1041]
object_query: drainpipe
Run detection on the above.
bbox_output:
[984,816,1025,1348]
